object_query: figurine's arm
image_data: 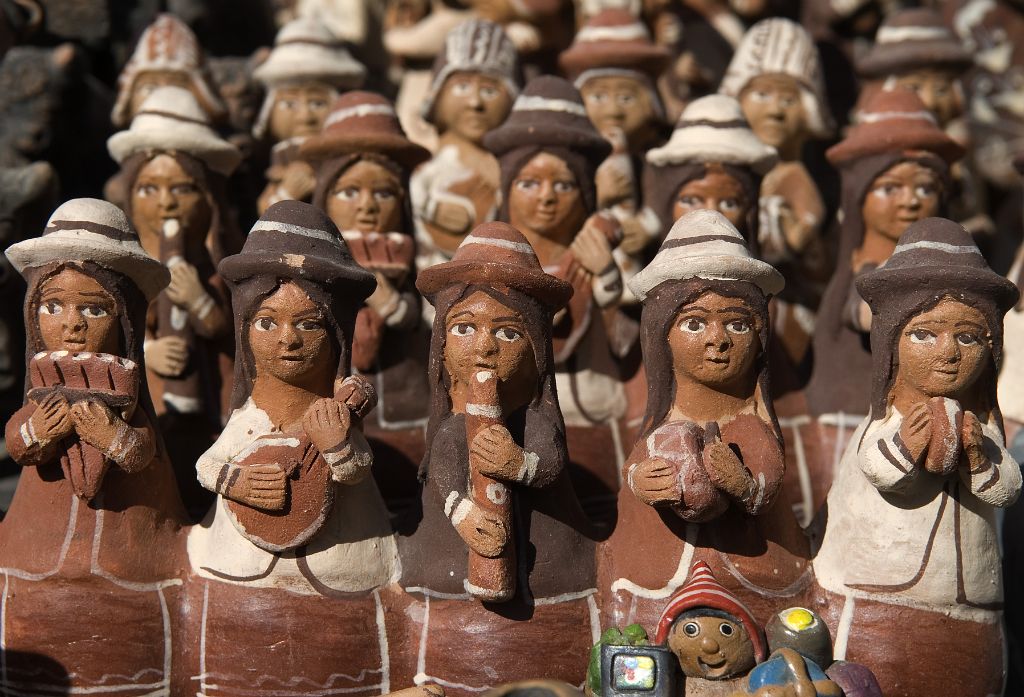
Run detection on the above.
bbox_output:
[625,437,728,521]
[702,421,783,516]
[367,275,420,332]
[303,398,373,485]
[959,412,1022,507]
[5,399,67,467]
[70,400,156,474]
[411,160,477,237]
[165,262,230,339]
[858,415,920,493]
[195,429,287,511]
[571,218,622,308]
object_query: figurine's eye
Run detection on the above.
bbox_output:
[81,304,108,319]
[873,182,900,197]
[586,92,608,104]
[452,81,473,97]
[171,184,197,196]
[719,623,735,637]
[39,301,63,316]
[780,95,796,108]
[680,318,706,333]
[908,329,936,344]
[309,99,329,110]
[296,319,322,332]
[254,317,277,331]
[682,622,700,637]
[480,85,499,100]
[450,323,475,336]
[957,332,980,346]
[514,178,539,192]
[719,198,741,213]
[617,93,636,106]
[914,184,937,199]
[374,188,397,201]
[335,187,360,201]
[678,195,703,207]
[553,180,577,194]
[494,327,522,343]
[751,89,770,102]
[277,99,298,110]
[726,320,750,334]
[136,184,157,197]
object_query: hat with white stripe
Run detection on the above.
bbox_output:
[6,198,169,301]
[826,87,964,166]
[299,91,430,170]
[857,217,1018,311]
[219,200,375,297]
[857,8,971,79]
[646,94,778,174]
[483,75,611,163]
[653,560,767,662]
[629,209,783,301]
[416,221,572,310]
[558,8,670,81]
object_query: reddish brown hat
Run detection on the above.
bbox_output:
[416,222,573,310]
[299,91,431,170]
[826,88,965,167]
[857,8,972,79]
[558,9,670,82]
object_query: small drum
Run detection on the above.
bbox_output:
[28,350,140,500]
[342,231,415,280]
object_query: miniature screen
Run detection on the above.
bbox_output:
[612,653,657,691]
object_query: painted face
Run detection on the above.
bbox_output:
[443,291,538,412]
[672,166,749,231]
[738,73,807,152]
[128,70,194,121]
[888,69,962,127]
[894,298,991,404]
[579,75,656,145]
[668,291,761,392]
[668,615,757,680]
[862,160,942,243]
[267,82,336,141]
[131,153,213,252]
[433,71,513,143]
[508,152,587,240]
[37,267,120,354]
[248,281,337,390]
[326,159,403,233]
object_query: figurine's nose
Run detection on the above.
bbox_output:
[64,307,87,333]
[538,181,556,204]
[700,636,720,653]
[358,189,378,212]
[467,86,484,110]
[706,322,731,350]
[278,322,301,348]
[475,328,499,356]
[158,187,177,210]
[938,333,960,363]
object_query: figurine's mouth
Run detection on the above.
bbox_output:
[705,356,730,365]
[474,361,498,370]
[697,655,727,675]
[279,355,305,362]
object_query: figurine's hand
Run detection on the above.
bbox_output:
[454,501,509,558]
[145,336,189,377]
[703,437,753,502]
[628,457,682,506]
[70,400,120,452]
[29,391,74,442]
[432,201,474,236]
[618,216,650,256]
[471,424,525,482]
[899,402,932,466]
[280,161,316,201]
[961,410,988,475]
[166,261,207,309]
[570,218,616,276]
[364,272,399,319]
[303,398,352,454]
[225,463,287,511]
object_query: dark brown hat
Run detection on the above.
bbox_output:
[299,91,431,170]
[826,88,965,166]
[220,200,376,298]
[857,8,972,79]
[416,221,572,310]
[857,217,1018,311]
[558,9,670,81]
[483,75,611,163]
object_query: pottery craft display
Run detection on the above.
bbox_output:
[5,3,1024,697]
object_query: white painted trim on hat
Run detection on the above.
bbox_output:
[876,25,952,44]
[324,103,397,129]
[891,240,982,256]
[575,23,649,43]
[573,67,647,89]
[858,109,937,125]
[460,235,535,255]
[250,220,342,247]
[512,94,587,117]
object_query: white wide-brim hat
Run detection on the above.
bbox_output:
[253,17,366,88]
[107,86,242,176]
[629,209,784,301]
[646,94,778,175]
[6,198,169,301]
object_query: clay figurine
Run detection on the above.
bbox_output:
[300,91,432,511]
[812,217,1021,697]
[559,8,672,282]
[799,88,965,518]
[484,75,632,513]
[597,210,812,638]
[411,19,520,270]
[111,13,225,130]
[253,17,367,214]
[719,17,834,372]
[0,198,188,695]
[185,200,399,693]
[644,94,777,249]
[107,85,243,514]
[395,221,602,689]
[655,561,766,686]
